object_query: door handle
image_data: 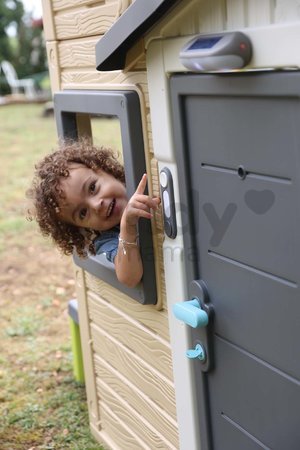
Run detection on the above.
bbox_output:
[173,280,214,372]
[172,299,208,328]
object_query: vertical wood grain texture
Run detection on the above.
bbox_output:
[197,0,226,32]
[226,0,247,28]
[151,0,226,39]
[124,38,147,72]
[247,0,273,26]
[275,0,300,22]
[148,0,198,38]
[150,158,168,310]
[133,81,167,313]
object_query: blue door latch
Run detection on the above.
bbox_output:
[172,299,208,328]
[186,343,206,361]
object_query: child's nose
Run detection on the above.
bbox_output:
[90,197,103,212]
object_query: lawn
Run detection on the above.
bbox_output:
[0,103,116,449]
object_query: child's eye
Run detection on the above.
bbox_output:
[89,181,96,194]
[79,208,87,220]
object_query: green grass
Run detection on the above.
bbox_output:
[91,115,122,154]
[0,103,105,449]
[0,104,58,243]
[5,306,42,337]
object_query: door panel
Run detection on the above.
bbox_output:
[211,338,300,450]
[203,255,300,378]
[185,96,299,179]
[189,169,297,280]
[170,73,300,449]
[214,415,270,450]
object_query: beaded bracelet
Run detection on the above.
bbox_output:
[118,235,139,255]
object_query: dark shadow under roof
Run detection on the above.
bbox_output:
[96,0,181,71]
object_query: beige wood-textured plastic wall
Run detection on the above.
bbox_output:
[41,0,178,448]
[41,0,295,448]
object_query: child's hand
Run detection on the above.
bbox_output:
[117,174,159,286]
[121,174,160,230]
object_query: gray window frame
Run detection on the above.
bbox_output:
[54,89,157,305]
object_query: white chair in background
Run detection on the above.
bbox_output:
[0,60,37,99]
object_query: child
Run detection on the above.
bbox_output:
[28,138,160,288]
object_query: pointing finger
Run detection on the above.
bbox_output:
[135,173,147,195]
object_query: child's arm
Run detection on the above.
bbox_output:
[115,174,160,288]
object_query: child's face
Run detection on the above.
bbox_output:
[57,164,127,231]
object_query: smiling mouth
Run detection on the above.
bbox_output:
[106,199,116,218]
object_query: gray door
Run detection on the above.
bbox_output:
[171,72,300,450]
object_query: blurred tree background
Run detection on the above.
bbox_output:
[0,0,47,94]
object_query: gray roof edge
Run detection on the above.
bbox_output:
[95,0,181,71]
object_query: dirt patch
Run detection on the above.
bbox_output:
[0,235,74,308]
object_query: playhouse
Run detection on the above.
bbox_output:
[42,1,300,449]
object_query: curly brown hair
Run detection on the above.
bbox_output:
[27,138,125,257]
